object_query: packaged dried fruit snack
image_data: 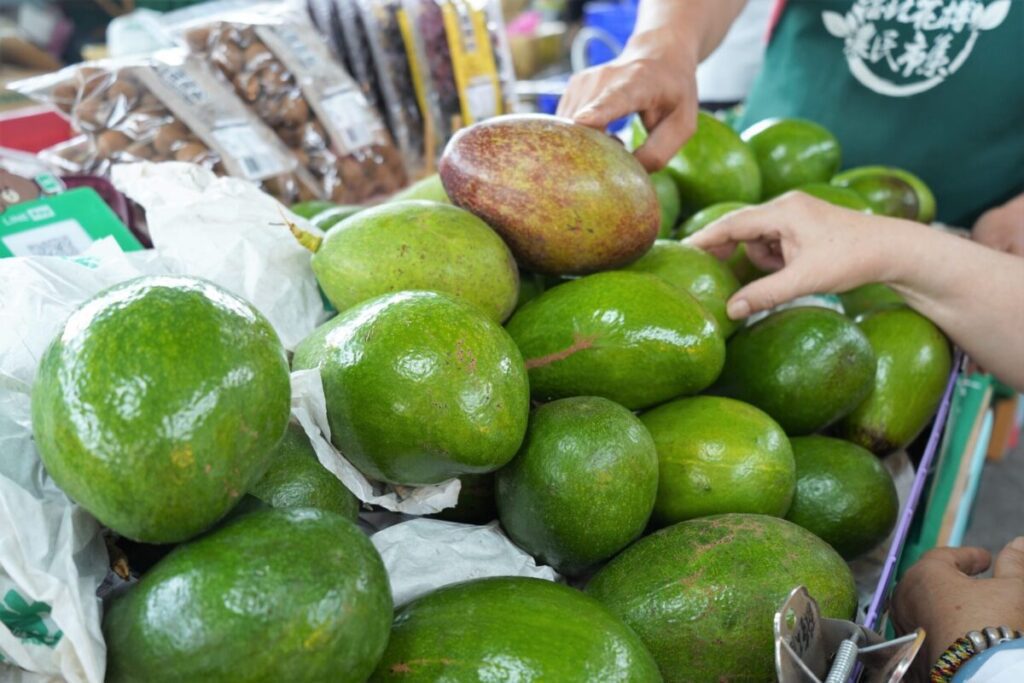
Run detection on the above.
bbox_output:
[330,0,389,152]
[182,13,408,203]
[397,0,516,161]
[353,0,427,174]
[10,51,313,204]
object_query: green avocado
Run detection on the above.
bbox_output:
[311,205,364,231]
[678,201,764,284]
[640,396,794,527]
[428,473,497,524]
[797,182,873,212]
[505,271,725,410]
[839,283,906,318]
[633,112,761,214]
[31,276,290,544]
[104,508,392,683]
[831,166,936,223]
[838,306,952,454]
[515,270,548,311]
[291,199,338,219]
[586,514,856,683]
[370,577,662,682]
[786,436,899,559]
[388,173,451,203]
[650,169,682,237]
[248,422,359,520]
[496,397,658,575]
[311,200,519,322]
[623,239,742,337]
[714,307,876,435]
[741,118,841,199]
[292,291,530,485]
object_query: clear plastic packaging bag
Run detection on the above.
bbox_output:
[181,13,407,203]
[9,51,312,204]
[354,0,428,174]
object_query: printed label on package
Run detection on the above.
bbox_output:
[212,123,290,179]
[320,89,378,152]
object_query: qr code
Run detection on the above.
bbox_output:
[26,235,80,257]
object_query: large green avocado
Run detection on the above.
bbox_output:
[311,200,519,322]
[786,436,899,559]
[839,282,906,318]
[441,114,659,275]
[838,306,952,454]
[741,118,841,199]
[496,397,658,575]
[104,508,392,683]
[505,271,725,410]
[797,182,873,212]
[714,307,876,435]
[370,577,662,682]
[634,112,761,214]
[831,166,936,223]
[623,239,742,337]
[291,199,338,219]
[650,169,682,237]
[586,514,857,683]
[640,396,794,527]
[677,201,764,284]
[248,422,360,520]
[388,173,451,203]
[292,291,530,485]
[31,276,290,544]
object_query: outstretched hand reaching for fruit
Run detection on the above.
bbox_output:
[685,192,1024,391]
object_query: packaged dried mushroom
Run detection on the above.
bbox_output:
[10,51,312,203]
[181,13,408,203]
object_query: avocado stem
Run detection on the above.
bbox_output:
[279,207,322,253]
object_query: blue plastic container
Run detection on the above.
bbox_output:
[583,1,638,67]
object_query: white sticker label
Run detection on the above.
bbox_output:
[212,124,289,180]
[320,90,378,153]
[2,218,94,257]
[465,76,498,123]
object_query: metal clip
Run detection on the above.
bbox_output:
[775,586,925,683]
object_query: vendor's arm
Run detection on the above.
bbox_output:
[556,0,748,170]
[974,192,1024,257]
[686,193,1024,391]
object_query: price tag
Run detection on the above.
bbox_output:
[212,124,290,180]
[319,90,378,153]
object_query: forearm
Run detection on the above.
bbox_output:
[627,0,748,64]
[879,222,1024,390]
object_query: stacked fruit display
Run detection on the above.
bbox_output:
[29,113,952,682]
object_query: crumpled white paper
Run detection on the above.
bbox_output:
[289,369,461,514]
[110,162,328,350]
[371,518,560,607]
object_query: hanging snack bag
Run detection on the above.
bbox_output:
[352,0,427,174]
[181,13,407,203]
[397,0,517,160]
[330,0,391,155]
[10,51,312,203]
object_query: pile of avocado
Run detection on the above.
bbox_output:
[29,114,953,683]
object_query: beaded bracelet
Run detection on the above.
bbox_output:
[929,636,976,683]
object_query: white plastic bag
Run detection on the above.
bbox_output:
[371,518,559,607]
[110,162,328,350]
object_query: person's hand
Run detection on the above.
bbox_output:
[973,194,1024,257]
[556,30,698,171]
[891,541,1024,674]
[684,192,915,319]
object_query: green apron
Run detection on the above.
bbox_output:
[741,0,1024,227]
